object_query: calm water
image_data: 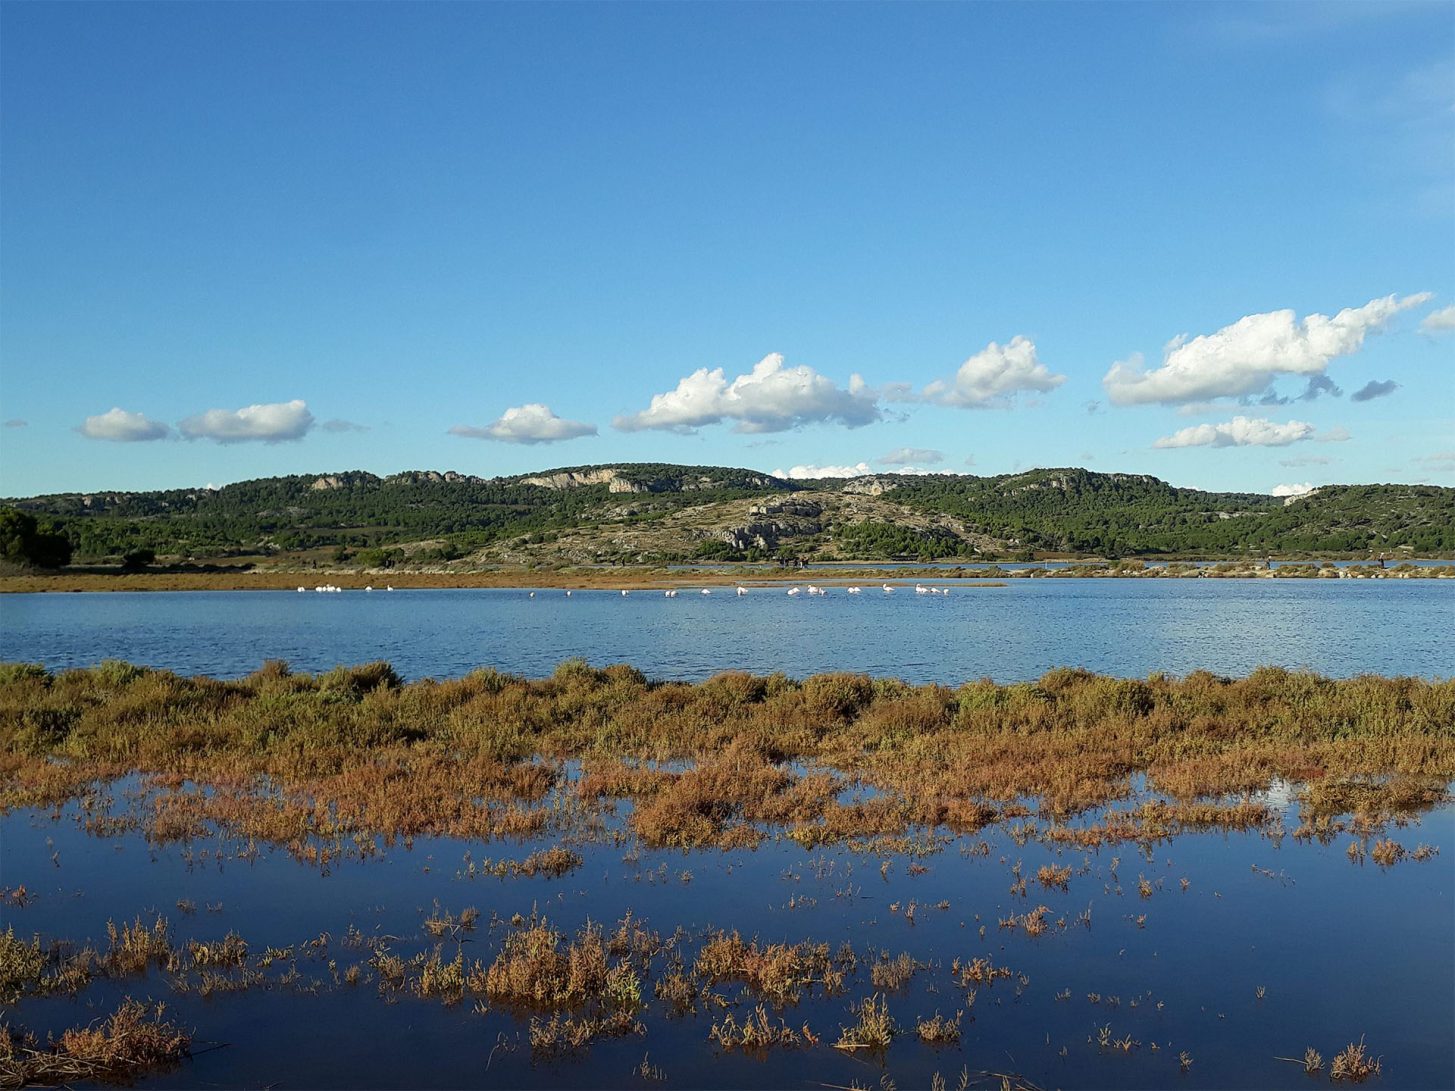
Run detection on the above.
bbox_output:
[2,579,1451,681]
[4,787,1452,1090]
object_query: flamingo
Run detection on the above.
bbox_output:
[787,586,801,596]
[700,588,712,595]
[736,586,748,596]
[846,586,862,594]
[882,584,895,593]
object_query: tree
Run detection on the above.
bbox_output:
[120,548,156,572]
[0,507,73,568]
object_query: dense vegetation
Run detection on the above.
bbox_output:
[4,463,1451,565]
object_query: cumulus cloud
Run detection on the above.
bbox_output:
[917,337,1066,408]
[1104,293,1431,405]
[1271,482,1318,497]
[772,462,873,480]
[321,418,370,434]
[3,419,26,429]
[179,400,314,444]
[1421,304,1455,333]
[1152,416,1315,449]
[450,404,597,445]
[879,447,943,466]
[614,354,879,434]
[78,407,170,443]
[1350,379,1400,402]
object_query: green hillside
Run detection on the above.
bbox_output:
[4,464,1452,565]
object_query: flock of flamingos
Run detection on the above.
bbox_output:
[298,583,957,597]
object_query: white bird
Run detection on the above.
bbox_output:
[915,584,929,594]
[621,589,630,596]
[700,588,712,595]
[882,584,895,593]
[529,591,535,598]
[807,585,823,596]
[297,586,306,593]
[565,590,572,596]
[365,586,373,592]
[386,586,394,592]
[736,586,748,596]
[846,586,862,594]
[787,586,801,596]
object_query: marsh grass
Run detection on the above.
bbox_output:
[0,998,189,1087]
[4,661,1448,860]
[1330,1038,1382,1082]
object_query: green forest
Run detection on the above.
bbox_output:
[3,464,1451,566]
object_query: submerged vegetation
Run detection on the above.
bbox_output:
[2,658,1451,855]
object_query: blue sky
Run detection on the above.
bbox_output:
[2,1,1451,497]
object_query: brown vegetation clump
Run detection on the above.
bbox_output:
[0,999,189,1086]
[834,994,897,1052]
[1330,1038,1382,1082]
[708,1005,809,1052]
[915,1010,963,1044]
[693,930,842,1003]
[102,916,172,976]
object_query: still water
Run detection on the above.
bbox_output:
[2,579,1451,681]
[4,785,1452,1090]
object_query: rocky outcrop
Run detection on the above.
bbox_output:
[385,470,485,486]
[520,468,650,493]
[715,499,825,551]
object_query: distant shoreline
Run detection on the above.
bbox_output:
[3,559,1452,593]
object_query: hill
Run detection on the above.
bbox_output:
[4,464,1452,566]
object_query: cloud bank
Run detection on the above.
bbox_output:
[180,400,315,444]
[614,354,880,434]
[1271,482,1317,498]
[1104,293,1431,405]
[78,408,170,443]
[450,403,597,445]
[917,337,1065,408]
[772,462,873,480]
[1153,416,1316,449]
[879,447,944,466]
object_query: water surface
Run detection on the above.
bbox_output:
[2,580,1450,681]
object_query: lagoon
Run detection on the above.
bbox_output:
[2,578,1451,682]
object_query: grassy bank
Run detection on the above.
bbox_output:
[3,559,1452,593]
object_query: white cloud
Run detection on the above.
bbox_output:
[1152,416,1316,449]
[614,354,880,434]
[918,336,1065,408]
[879,447,943,466]
[78,407,170,443]
[1420,304,1455,333]
[772,462,873,480]
[450,403,597,445]
[1105,293,1432,405]
[1271,482,1317,497]
[179,400,314,444]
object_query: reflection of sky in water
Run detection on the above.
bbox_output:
[1,579,1450,682]
[4,787,1452,1089]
